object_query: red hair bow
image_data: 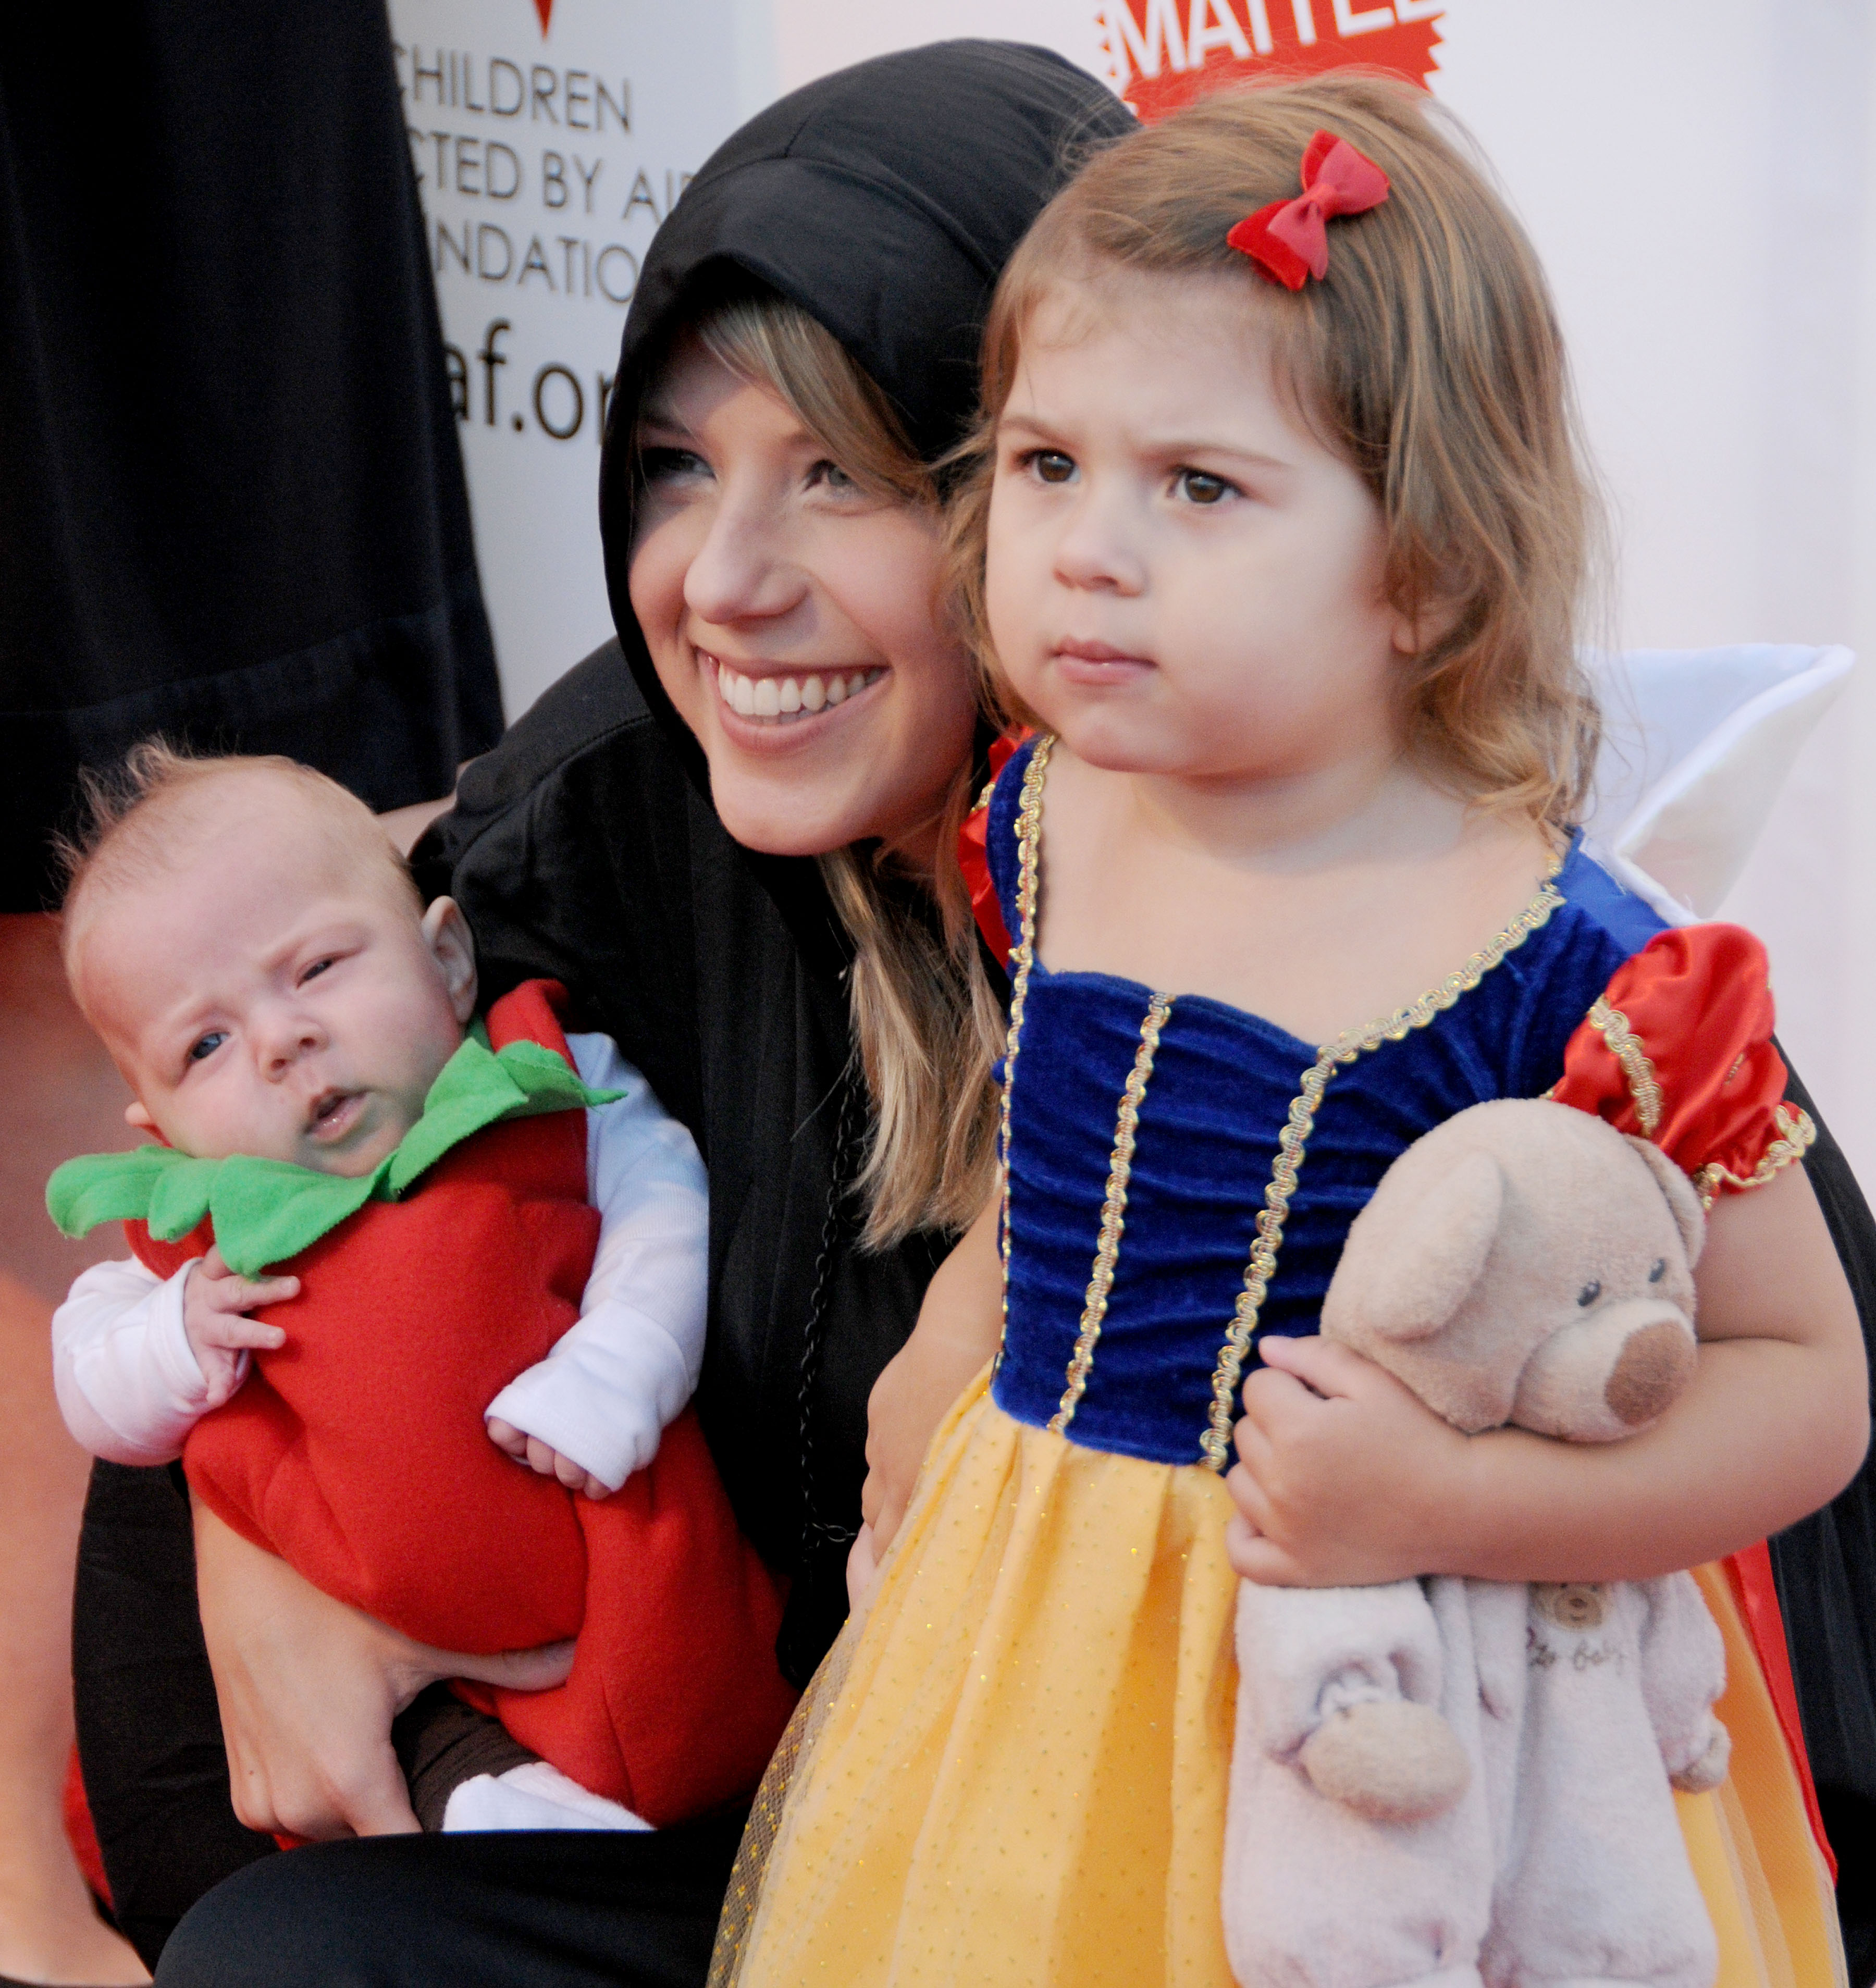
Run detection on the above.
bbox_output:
[1226,131,1390,291]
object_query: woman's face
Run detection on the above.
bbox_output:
[628,337,978,863]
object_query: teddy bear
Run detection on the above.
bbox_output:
[1221,1098,1729,1988]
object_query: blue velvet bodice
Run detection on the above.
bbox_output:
[985,737,1668,1471]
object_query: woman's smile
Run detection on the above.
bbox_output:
[702,649,890,732]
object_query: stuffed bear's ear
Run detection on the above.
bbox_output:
[1341,1150,1506,1343]
[1623,1136,1706,1270]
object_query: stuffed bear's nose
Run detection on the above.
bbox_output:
[1511,1299,1697,1443]
[1605,1318,1698,1426]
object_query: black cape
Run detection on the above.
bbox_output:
[0,0,502,911]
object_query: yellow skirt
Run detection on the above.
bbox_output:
[713,1373,1844,1988]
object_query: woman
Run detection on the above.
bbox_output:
[68,40,1135,1985]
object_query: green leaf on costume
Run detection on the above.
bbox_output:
[42,1026,624,1277]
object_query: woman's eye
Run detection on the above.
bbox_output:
[806,459,858,493]
[637,445,709,485]
[1175,468,1233,505]
[1030,450,1076,486]
[188,1031,227,1064]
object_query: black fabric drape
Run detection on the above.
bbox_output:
[0,0,502,908]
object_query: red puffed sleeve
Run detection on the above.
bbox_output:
[958,733,1021,969]
[1552,924,1815,1207]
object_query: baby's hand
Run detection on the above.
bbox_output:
[1226,1336,1473,1588]
[183,1246,297,1410]
[485,1417,614,1501]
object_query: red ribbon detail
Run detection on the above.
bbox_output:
[1226,130,1391,291]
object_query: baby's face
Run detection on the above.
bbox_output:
[77,786,477,1177]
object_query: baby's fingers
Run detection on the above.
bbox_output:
[204,1272,301,1316]
[195,1310,288,1353]
[485,1417,529,1461]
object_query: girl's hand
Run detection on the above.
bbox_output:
[485,1416,614,1500]
[1226,1336,1472,1587]
[182,1248,297,1408]
[192,1499,574,1839]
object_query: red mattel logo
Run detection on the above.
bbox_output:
[534,0,553,32]
[1099,0,1443,120]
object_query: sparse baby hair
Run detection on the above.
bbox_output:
[56,740,418,990]
[949,70,1604,826]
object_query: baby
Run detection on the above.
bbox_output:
[48,745,794,1832]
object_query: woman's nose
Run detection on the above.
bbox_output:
[682,492,809,627]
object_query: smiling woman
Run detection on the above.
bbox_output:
[628,294,1000,1243]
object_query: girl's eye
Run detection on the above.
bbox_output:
[1577,1280,1602,1308]
[1175,468,1233,505]
[806,459,859,493]
[637,445,709,485]
[1030,450,1076,486]
[188,1031,227,1064]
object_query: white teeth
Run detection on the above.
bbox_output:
[710,661,883,721]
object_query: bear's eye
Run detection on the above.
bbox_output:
[1649,1258,1666,1283]
[1577,1280,1602,1308]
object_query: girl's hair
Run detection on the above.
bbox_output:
[949,72,1604,825]
[678,293,1005,1248]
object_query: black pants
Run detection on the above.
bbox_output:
[152,1823,742,1988]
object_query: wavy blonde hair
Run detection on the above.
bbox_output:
[686,294,1005,1248]
[948,72,1604,825]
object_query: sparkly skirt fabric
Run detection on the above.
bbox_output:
[711,1372,1843,1988]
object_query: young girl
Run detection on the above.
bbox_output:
[712,76,1866,1987]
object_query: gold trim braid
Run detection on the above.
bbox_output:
[1693,1104,1817,1210]
[996,737,1053,1357]
[1200,861,1568,1468]
[1051,993,1173,1434]
[1586,996,1663,1135]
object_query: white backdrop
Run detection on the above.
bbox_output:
[391,0,1876,1186]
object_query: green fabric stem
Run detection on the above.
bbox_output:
[45,1027,620,1278]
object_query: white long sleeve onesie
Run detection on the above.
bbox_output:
[52,1033,706,1496]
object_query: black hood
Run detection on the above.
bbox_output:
[597,39,1134,805]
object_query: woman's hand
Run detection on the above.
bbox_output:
[860,1188,1004,1554]
[192,1499,574,1839]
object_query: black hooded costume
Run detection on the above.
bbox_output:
[72,37,1876,1985]
[78,43,1139,1984]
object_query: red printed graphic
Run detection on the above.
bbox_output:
[534,0,553,32]
[1100,0,1444,121]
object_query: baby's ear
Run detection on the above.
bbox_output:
[1623,1136,1706,1270]
[422,895,479,1024]
[1335,1151,1505,1344]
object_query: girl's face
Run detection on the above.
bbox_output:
[628,337,978,863]
[984,272,1417,785]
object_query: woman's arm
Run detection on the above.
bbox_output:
[1227,1163,1869,1586]
[193,1502,574,1838]
[860,1186,1005,1555]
